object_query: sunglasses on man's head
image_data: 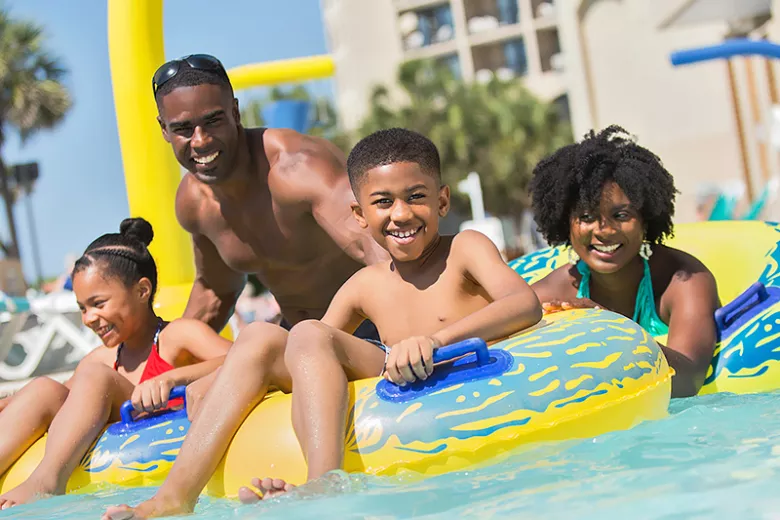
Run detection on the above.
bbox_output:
[152,54,228,95]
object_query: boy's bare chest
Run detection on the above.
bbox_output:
[366,271,488,345]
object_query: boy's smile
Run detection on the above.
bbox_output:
[352,162,450,263]
[386,225,423,245]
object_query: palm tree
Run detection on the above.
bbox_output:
[358,60,572,221]
[0,9,71,258]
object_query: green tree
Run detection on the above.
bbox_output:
[0,9,71,258]
[357,60,572,220]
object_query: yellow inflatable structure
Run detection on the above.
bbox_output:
[107,0,335,324]
[6,1,776,503]
[0,309,671,496]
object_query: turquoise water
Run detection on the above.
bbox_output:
[4,392,780,519]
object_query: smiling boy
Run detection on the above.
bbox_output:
[239,127,543,501]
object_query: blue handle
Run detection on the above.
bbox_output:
[715,282,768,332]
[120,385,187,425]
[376,337,513,403]
[432,337,489,365]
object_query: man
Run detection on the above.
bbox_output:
[103,54,386,519]
[157,54,385,330]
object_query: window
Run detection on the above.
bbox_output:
[465,0,520,32]
[400,4,455,49]
[472,38,527,80]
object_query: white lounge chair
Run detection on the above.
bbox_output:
[0,290,100,381]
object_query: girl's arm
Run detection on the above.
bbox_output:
[131,320,232,412]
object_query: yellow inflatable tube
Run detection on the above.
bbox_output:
[510,220,780,395]
[0,309,671,496]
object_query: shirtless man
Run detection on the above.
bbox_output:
[103,54,386,519]
[161,55,386,329]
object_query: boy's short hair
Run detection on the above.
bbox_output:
[347,128,441,193]
[154,64,234,104]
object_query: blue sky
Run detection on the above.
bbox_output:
[2,0,333,280]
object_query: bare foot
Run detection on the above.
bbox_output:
[0,477,59,509]
[101,495,196,520]
[102,506,140,520]
[238,477,296,504]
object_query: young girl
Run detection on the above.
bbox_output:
[0,217,231,508]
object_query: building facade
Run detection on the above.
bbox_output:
[322,0,779,222]
[322,0,567,129]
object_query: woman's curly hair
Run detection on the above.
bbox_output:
[529,125,678,246]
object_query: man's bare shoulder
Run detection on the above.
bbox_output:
[262,128,347,194]
[174,173,210,233]
[262,128,344,163]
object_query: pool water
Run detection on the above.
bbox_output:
[4,391,780,519]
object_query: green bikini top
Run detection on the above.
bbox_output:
[575,258,670,338]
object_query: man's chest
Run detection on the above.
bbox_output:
[203,204,317,273]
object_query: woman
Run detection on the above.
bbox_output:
[0,218,231,508]
[529,126,720,397]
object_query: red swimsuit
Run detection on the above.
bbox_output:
[113,320,184,408]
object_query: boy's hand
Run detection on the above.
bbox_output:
[385,336,440,386]
[542,298,599,315]
[131,375,176,413]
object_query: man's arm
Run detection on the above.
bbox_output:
[314,173,388,265]
[181,233,246,332]
[176,175,247,332]
[660,266,720,398]
[290,136,389,266]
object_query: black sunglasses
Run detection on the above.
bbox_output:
[152,54,228,95]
